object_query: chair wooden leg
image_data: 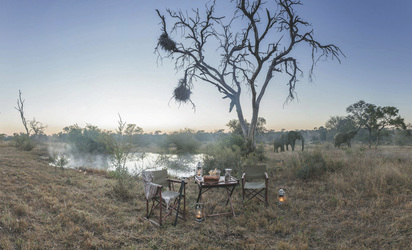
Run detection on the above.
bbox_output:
[242,188,245,201]
[159,192,162,226]
[146,200,149,217]
[183,184,186,218]
[244,189,267,204]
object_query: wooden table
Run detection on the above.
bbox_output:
[195,176,239,217]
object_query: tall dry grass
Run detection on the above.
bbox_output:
[0,142,411,249]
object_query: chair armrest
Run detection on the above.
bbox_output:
[167,178,187,192]
[168,178,188,184]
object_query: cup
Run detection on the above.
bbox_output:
[225,168,232,181]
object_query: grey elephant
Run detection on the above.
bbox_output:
[287,131,305,151]
[274,131,304,152]
[273,134,288,153]
[334,130,357,148]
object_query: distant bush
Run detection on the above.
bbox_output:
[203,143,243,177]
[202,134,267,178]
[13,133,35,151]
[393,129,412,146]
[160,128,200,154]
[59,124,110,156]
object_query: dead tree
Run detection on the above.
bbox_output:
[29,118,47,137]
[156,0,344,152]
[15,90,30,136]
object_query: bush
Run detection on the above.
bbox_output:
[295,149,327,180]
[203,143,243,177]
[60,124,110,156]
[111,170,136,200]
[161,129,200,154]
[13,133,35,151]
[49,153,69,171]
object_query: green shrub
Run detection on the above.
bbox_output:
[160,128,201,154]
[49,153,69,171]
[202,136,267,178]
[203,143,243,177]
[246,143,267,162]
[295,149,327,180]
[13,133,35,151]
[106,117,141,200]
[111,170,136,200]
[60,124,110,156]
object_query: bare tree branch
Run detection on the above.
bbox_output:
[155,0,344,152]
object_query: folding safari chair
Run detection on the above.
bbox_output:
[241,165,268,206]
[142,170,186,226]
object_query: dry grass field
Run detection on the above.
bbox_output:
[0,141,411,249]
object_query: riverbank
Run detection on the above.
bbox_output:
[0,142,411,249]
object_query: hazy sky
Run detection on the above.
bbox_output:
[1,0,411,135]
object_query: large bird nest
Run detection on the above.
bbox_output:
[173,79,191,102]
[170,78,195,110]
[158,33,176,52]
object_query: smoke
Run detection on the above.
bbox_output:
[47,142,109,170]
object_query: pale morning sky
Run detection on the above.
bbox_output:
[1,0,411,135]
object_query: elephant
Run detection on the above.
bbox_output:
[273,134,288,153]
[274,131,304,153]
[287,131,305,151]
[334,130,357,148]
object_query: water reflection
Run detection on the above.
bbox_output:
[125,153,204,178]
[56,152,204,178]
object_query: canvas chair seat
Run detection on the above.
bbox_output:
[161,190,181,209]
[244,181,266,190]
[241,165,269,206]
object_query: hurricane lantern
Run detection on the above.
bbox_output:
[278,188,286,205]
[195,203,204,222]
[195,162,203,179]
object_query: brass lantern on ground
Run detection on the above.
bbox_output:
[278,188,286,205]
[195,203,204,222]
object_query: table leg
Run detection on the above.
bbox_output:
[226,188,236,217]
[196,186,202,203]
[225,185,236,205]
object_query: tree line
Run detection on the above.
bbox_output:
[4,89,410,152]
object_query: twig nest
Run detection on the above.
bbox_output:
[158,33,176,52]
[173,79,191,102]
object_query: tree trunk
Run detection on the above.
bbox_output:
[245,129,256,154]
[375,130,382,149]
[368,129,372,149]
[245,102,259,153]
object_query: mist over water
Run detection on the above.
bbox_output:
[123,153,204,178]
[47,142,203,178]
